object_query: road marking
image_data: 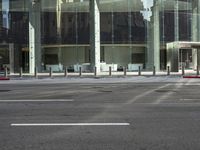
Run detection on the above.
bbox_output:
[0,99,74,102]
[133,103,200,105]
[180,99,200,101]
[153,82,185,104]
[11,123,130,126]
[126,83,171,104]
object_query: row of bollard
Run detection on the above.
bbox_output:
[3,66,200,78]
[181,65,200,76]
[96,66,157,77]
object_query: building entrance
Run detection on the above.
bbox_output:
[167,42,200,72]
[21,49,29,73]
[179,49,192,69]
[0,43,14,73]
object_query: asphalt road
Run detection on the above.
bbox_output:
[0,78,200,150]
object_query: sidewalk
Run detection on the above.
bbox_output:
[0,69,200,84]
[5,69,199,78]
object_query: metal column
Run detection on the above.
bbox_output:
[192,0,200,68]
[29,0,41,74]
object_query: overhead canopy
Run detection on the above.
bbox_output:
[167,41,200,72]
[167,41,200,49]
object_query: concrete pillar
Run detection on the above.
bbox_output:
[197,49,200,66]
[174,0,180,71]
[29,0,41,74]
[56,0,63,67]
[166,0,179,72]
[146,0,160,71]
[9,43,14,74]
[89,0,101,73]
[192,48,199,69]
[146,21,153,70]
[192,0,200,69]
[153,0,160,71]
[167,42,179,72]
[192,2,197,69]
[174,0,179,42]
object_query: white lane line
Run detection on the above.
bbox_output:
[11,123,130,126]
[180,99,200,101]
[133,103,200,105]
[0,99,74,102]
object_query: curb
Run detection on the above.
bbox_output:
[183,76,200,78]
[0,77,10,80]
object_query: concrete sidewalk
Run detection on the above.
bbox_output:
[4,69,199,77]
[0,75,199,85]
[0,69,200,83]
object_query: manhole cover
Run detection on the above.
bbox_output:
[92,86,104,89]
[0,90,10,92]
[99,90,113,93]
[155,90,177,93]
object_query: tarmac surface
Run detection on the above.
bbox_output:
[0,76,200,150]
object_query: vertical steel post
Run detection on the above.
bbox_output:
[167,66,170,75]
[64,66,68,77]
[123,67,127,76]
[153,66,156,76]
[19,67,23,78]
[182,65,185,75]
[4,67,8,78]
[79,67,82,77]
[109,66,112,76]
[94,66,97,77]
[138,66,141,76]
[197,66,199,75]
[49,67,52,78]
[34,67,38,78]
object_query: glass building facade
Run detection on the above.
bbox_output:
[0,0,199,73]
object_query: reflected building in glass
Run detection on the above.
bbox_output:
[0,0,199,73]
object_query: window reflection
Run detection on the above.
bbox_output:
[0,0,197,72]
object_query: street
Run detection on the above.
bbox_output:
[0,77,200,150]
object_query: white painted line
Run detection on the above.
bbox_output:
[153,82,184,104]
[11,123,130,126]
[0,99,74,102]
[126,83,171,105]
[134,103,200,105]
[180,99,200,101]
